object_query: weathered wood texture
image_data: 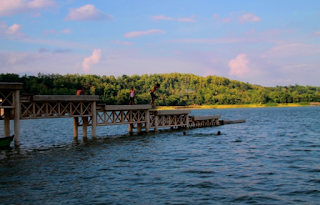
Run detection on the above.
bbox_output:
[104,104,152,111]
[189,115,221,128]
[97,109,148,125]
[192,115,221,121]
[0,82,23,90]
[32,95,99,102]
[154,110,191,115]
[0,90,14,108]
[20,101,95,119]
[150,112,189,129]
[220,119,245,124]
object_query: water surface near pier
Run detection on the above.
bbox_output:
[1,107,320,204]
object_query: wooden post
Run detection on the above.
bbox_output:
[82,117,88,138]
[154,116,158,131]
[73,117,78,138]
[4,109,10,137]
[91,101,97,138]
[186,114,189,129]
[145,110,150,132]
[215,118,220,126]
[14,90,20,146]
[137,123,142,133]
[128,124,133,133]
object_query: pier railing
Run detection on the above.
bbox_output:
[1,82,245,146]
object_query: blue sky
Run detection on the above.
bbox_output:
[0,0,319,86]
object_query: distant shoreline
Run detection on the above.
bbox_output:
[155,103,313,110]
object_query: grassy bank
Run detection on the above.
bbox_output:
[155,103,311,110]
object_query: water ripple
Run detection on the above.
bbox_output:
[1,107,320,204]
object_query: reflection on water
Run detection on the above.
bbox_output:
[1,107,320,204]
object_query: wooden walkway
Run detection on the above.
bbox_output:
[1,82,245,146]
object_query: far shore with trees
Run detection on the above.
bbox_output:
[1,73,319,107]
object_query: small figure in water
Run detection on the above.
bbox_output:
[217,131,221,135]
[183,131,187,135]
[129,87,136,105]
[76,87,85,95]
[150,83,160,107]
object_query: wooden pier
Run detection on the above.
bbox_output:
[1,82,245,146]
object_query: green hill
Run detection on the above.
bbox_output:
[1,73,319,106]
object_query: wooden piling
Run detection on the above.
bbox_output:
[145,110,150,132]
[128,124,133,133]
[215,118,220,126]
[14,90,20,146]
[4,109,10,137]
[137,123,142,133]
[91,101,97,138]
[73,117,78,138]
[186,114,189,129]
[154,116,158,131]
[82,117,88,138]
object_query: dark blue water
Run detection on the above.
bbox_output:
[1,107,320,204]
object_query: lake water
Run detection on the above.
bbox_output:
[0,107,320,204]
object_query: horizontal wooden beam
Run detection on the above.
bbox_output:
[104,104,152,111]
[32,95,99,102]
[0,82,24,90]
[192,115,221,121]
[154,110,191,115]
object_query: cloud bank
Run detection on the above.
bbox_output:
[65,4,112,21]
[152,15,173,21]
[82,49,101,73]
[238,13,261,23]
[124,29,166,38]
[152,15,196,22]
[0,0,56,16]
[229,54,250,76]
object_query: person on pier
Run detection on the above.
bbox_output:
[76,87,85,95]
[129,87,136,105]
[150,83,160,107]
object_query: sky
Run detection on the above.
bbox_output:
[0,0,320,87]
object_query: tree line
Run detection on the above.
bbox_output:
[1,73,319,106]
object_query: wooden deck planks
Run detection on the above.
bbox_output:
[104,104,152,111]
[32,95,100,102]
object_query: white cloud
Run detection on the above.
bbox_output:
[59,28,72,34]
[177,15,197,22]
[82,49,102,73]
[152,15,196,22]
[0,0,56,16]
[238,13,261,23]
[0,51,82,75]
[152,15,173,21]
[124,29,165,38]
[0,23,26,38]
[6,24,21,34]
[111,40,134,46]
[229,54,250,76]
[65,4,112,21]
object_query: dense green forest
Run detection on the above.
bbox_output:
[1,73,320,106]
